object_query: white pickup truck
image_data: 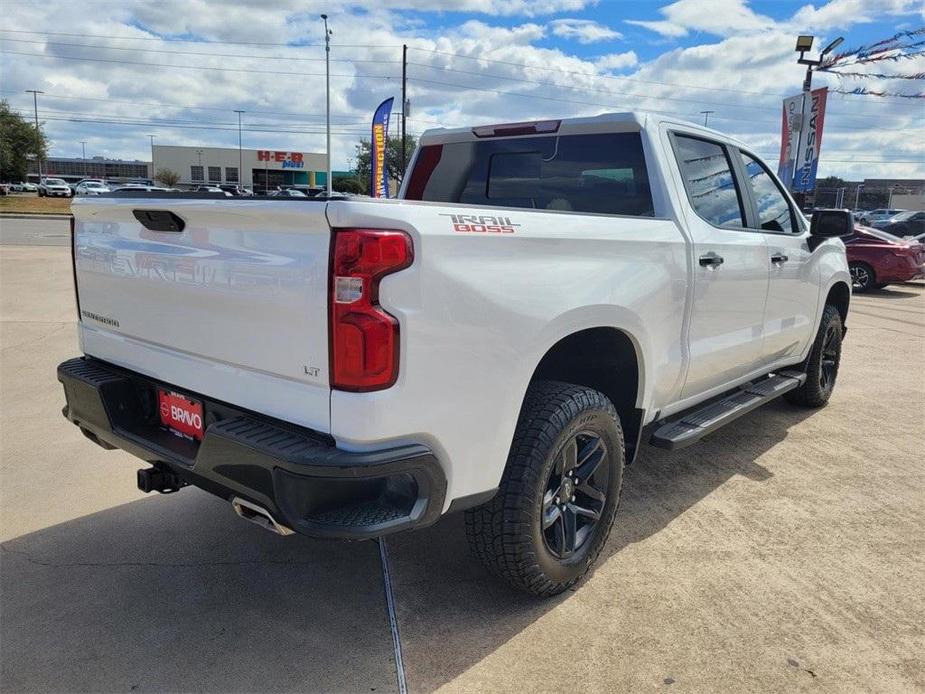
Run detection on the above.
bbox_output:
[58,113,853,596]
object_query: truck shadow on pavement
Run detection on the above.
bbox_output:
[0,493,400,694]
[0,401,817,694]
[385,399,819,691]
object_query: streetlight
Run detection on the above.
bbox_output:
[321,14,332,197]
[80,141,87,177]
[699,110,715,127]
[854,183,864,210]
[25,90,44,182]
[233,110,245,189]
[148,134,156,181]
[793,35,844,203]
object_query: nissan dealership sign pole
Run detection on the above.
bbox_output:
[321,14,333,197]
[780,35,842,202]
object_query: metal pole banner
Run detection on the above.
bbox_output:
[792,86,828,193]
[777,93,803,190]
[371,97,395,198]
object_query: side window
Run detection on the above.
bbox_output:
[674,135,745,229]
[741,153,795,234]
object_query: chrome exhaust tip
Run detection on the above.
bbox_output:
[231,497,294,536]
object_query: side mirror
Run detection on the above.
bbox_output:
[811,209,854,239]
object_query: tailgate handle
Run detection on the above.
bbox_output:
[133,209,185,232]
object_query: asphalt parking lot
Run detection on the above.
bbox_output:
[1,216,923,692]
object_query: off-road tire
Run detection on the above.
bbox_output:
[465,380,625,597]
[784,304,843,408]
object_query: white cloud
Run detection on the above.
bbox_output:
[595,51,638,70]
[1,0,921,181]
[549,19,622,44]
[788,0,922,31]
[626,0,775,38]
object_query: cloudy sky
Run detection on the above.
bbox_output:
[2,0,923,179]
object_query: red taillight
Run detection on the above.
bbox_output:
[330,229,413,391]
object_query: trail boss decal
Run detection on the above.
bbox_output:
[439,214,521,234]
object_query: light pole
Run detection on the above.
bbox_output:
[321,14,332,197]
[233,110,244,188]
[148,134,156,181]
[699,110,714,127]
[793,35,844,204]
[80,141,87,177]
[25,90,44,182]
[888,185,895,208]
[854,183,863,210]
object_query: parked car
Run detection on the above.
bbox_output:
[38,178,73,197]
[74,181,111,196]
[880,211,925,238]
[905,231,925,246]
[8,182,25,192]
[59,112,854,597]
[858,208,904,227]
[110,185,175,194]
[268,188,307,197]
[845,226,925,291]
[218,184,253,197]
[0,183,9,196]
[20,182,38,192]
[192,185,233,197]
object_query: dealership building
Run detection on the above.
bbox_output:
[151,145,329,190]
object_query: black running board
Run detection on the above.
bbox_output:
[650,370,806,450]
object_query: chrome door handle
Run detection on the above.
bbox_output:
[699,252,725,268]
[770,253,789,264]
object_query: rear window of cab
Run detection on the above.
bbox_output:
[405,132,654,217]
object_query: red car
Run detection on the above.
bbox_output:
[845,226,925,292]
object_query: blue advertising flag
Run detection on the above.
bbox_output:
[370,97,394,198]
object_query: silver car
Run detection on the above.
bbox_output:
[75,181,111,196]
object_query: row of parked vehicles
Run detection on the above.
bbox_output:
[1,178,330,198]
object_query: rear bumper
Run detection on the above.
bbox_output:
[58,357,446,539]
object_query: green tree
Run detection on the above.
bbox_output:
[0,100,47,183]
[354,134,417,195]
[332,174,364,194]
[155,168,180,187]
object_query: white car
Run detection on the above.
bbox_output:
[74,181,111,196]
[39,178,72,197]
[59,112,852,596]
[20,182,38,192]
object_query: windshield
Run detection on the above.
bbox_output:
[890,211,915,222]
[44,178,66,185]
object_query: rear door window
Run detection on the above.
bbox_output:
[405,132,654,217]
[673,135,746,229]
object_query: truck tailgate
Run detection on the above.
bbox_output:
[72,197,332,432]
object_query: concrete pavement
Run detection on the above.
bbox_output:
[1,215,923,692]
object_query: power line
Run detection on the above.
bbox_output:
[0,36,401,64]
[0,49,399,80]
[0,89,369,120]
[405,46,922,114]
[0,28,394,49]
[405,76,915,132]
[405,60,906,123]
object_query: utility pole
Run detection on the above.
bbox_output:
[234,110,244,188]
[402,44,408,178]
[25,90,44,182]
[80,141,87,176]
[699,110,714,127]
[148,134,155,181]
[321,14,332,197]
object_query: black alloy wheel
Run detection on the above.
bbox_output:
[541,431,609,559]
